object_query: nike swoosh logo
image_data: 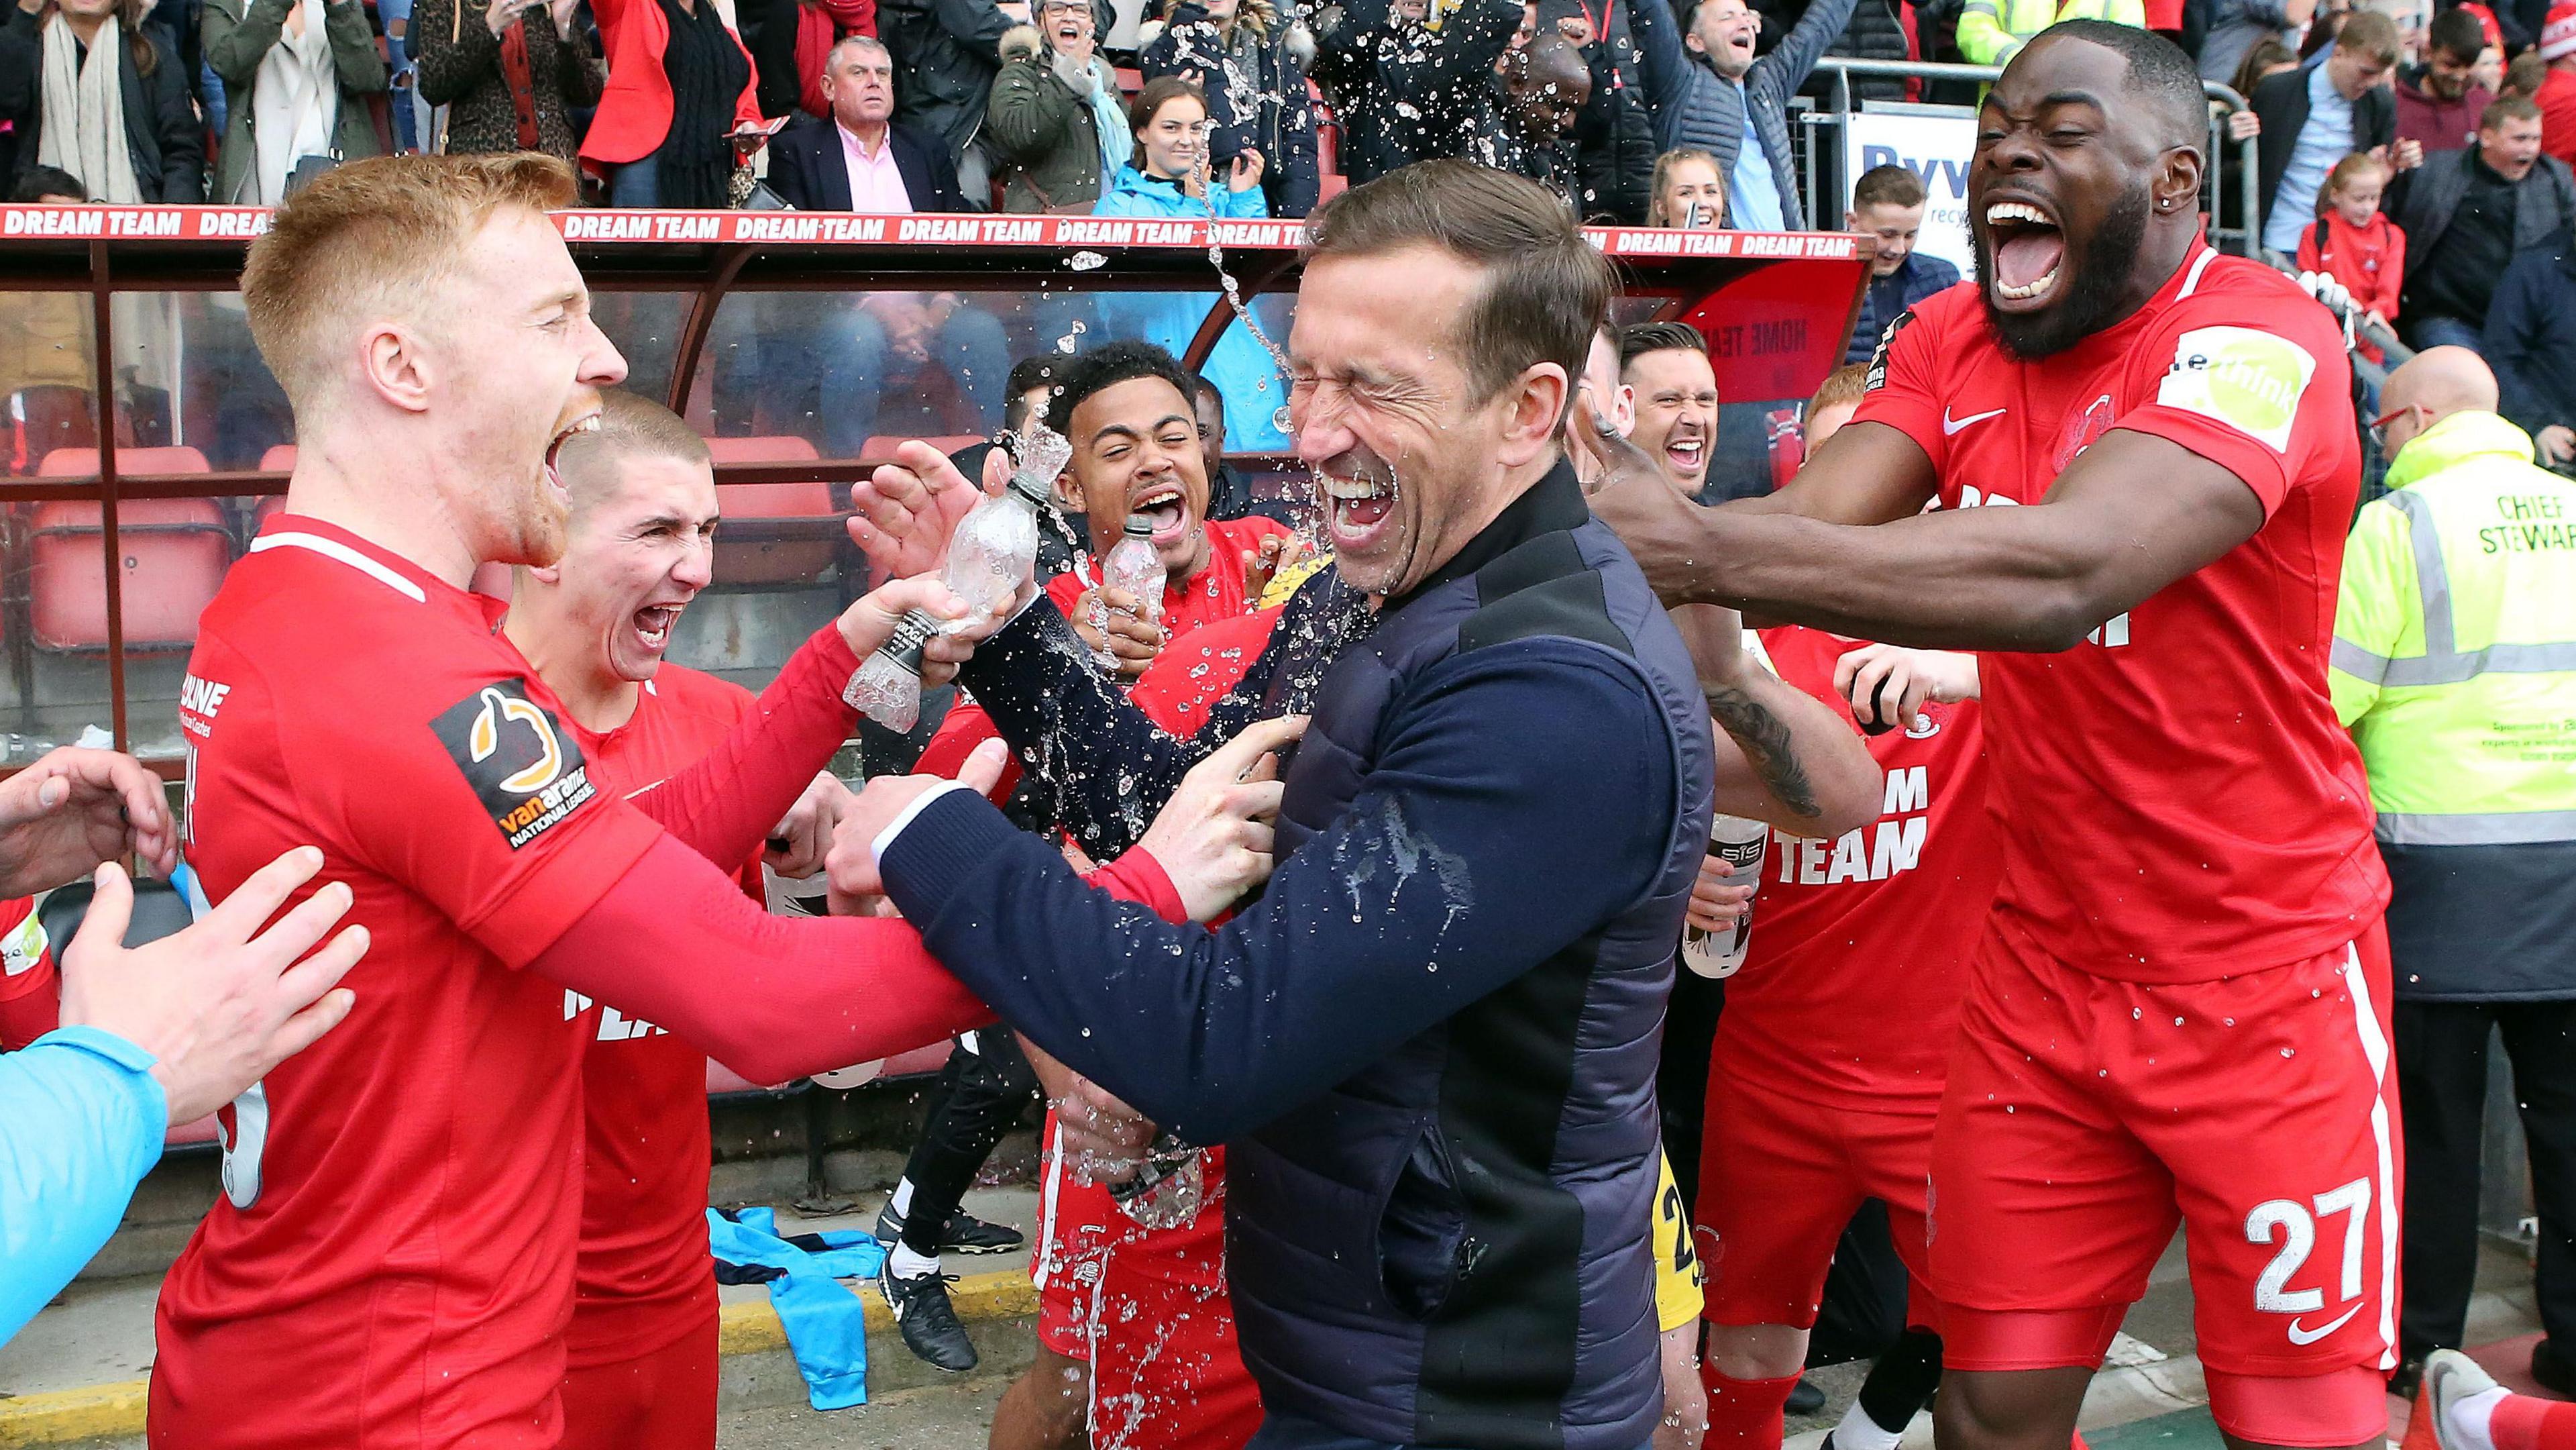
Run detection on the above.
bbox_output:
[1943,407,2007,435]
[2286,1304,2362,1345]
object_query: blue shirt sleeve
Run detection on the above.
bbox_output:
[0,1028,168,1343]
[879,637,1681,1143]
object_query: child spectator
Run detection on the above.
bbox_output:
[2298,150,2406,360]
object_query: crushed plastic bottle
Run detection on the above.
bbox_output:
[943,424,1073,624]
[841,609,938,731]
[1108,1133,1205,1229]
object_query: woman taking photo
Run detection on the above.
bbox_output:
[411,0,603,160]
[203,0,385,204]
[1093,76,1288,450]
[0,0,203,201]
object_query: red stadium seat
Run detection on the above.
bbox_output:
[1116,65,1143,97]
[32,448,229,652]
[7,386,100,476]
[703,435,841,586]
[258,444,297,472]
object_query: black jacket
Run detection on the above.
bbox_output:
[1537,0,1652,223]
[0,7,205,201]
[766,113,972,210]
[1139,0,1321,217]
[1312,0,1519,185]
[1753,0,1909,103]
[2390,144,2576,284]
[877,0,1016,159]
[2249,63,2393,247]
[2484,231,2576,437]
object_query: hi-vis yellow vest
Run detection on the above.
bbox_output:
[2330,410,2576,848]
[1956,0,2146,66]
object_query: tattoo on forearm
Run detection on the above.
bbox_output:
[1704,684,1820,821]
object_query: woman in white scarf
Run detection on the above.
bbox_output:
[203,0,388,204]
[2,0,204,200]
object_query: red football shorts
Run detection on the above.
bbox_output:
[1033,1115,1259,1450]
[558,1308,718,1450]
[1697,1068,1937,1332]
[1927,920,2400,1392]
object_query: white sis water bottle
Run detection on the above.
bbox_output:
[1680,813,1768,978]
[1092,514,1165,672]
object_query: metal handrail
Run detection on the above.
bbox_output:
[1796,58,2264,258]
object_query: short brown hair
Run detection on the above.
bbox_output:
[1617,321,1707,369]
[1303,159,1613,407]
[242,153,580,411]
[2334,11,2402,68]
[554,389,712,516]
[2484,93,2544,130]
[1850,163,1927,212]
[1807,364,1867,419]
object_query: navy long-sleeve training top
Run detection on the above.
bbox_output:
[876,617,1679,1145]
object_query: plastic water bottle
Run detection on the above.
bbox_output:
[844,427,1073,729]
[1093,513,1164,670]
[1108,1132,1206,1229]
[841,609,938,731]
[1680,814,1768,978]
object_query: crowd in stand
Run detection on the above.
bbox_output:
[11,0,2576,448]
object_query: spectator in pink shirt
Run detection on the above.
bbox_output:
[730,35,1006,455]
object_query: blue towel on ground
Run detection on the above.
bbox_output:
[708,1206,887,1410]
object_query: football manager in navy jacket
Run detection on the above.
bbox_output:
[831,160,1878,1450]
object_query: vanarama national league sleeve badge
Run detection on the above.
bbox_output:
[430,680,600,849]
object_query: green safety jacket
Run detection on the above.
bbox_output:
[2330,409,2576,999]
[1954,0,2144,66]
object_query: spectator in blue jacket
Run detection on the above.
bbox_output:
[0,746,363,1345]
[1843,163,1962,364]
[1137,0,1320,216]
[2485,227,2576,468]
[1626,0,1859,228]
[1093,76,1291,449]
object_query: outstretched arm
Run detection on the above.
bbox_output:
[1672,605,1881,838]
[1596,422,2265,651]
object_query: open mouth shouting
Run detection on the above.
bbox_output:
[1131,480,1194,547]
[1664,429,1707,480]
[631,601,684,658]
[1320,458,1395,551]
[1982,198,2065,307]
[544,410,603,504]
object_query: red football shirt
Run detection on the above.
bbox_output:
[1711,627,1998,1112]
[917,514,1293,786]
[561,664,763,1369]
[152,516,665,1450]
[1849,248,2385,982]
[0,894,54,1051]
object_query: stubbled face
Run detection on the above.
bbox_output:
[1622,346,1717,490]
[1291,247,1523,597]
[1685,0,1758,80]
[824,44,896,130]
[1659,158,1725,228]
[441,207,629,568]
[555,453,720,684]
[2482,115,2543,180]
[1849,199,1925,276]
[1969,36,2167,358]
[1140,95,1210,180]
[1069,375,1212,580]
[2425,44,2477,99]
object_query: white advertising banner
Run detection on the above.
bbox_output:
[1839,109,1980,276]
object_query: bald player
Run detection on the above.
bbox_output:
[1588,21,2390,1450]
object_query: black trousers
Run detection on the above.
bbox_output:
[2396,997,2576,1359]
[897,1031,1040,1257]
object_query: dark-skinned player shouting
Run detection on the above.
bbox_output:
[1585,21,2391,1450]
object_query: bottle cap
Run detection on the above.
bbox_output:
[1122,513,1154,538]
